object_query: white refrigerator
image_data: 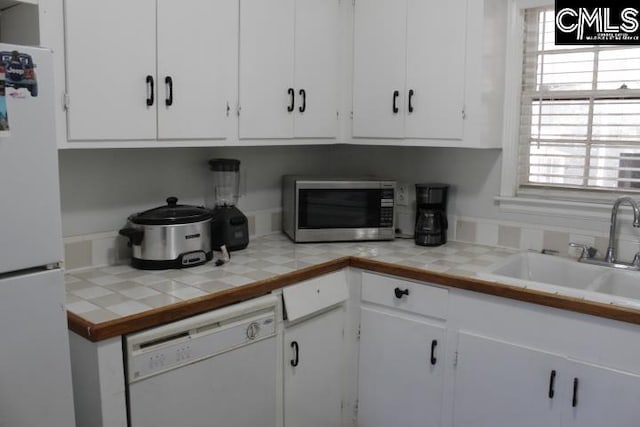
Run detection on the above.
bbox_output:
[0,44,76,427]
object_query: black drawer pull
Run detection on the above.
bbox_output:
[548,370,556,399]
[408,89,414,113]
[392,90,399,113]
[298,88,306,113]
[165,76,173,106]
[572,377,579,407]
[287,88,295,112]
[394,287,409,299]
[430,340,438,365]
[290,341,299,367]
[146,75,154,106]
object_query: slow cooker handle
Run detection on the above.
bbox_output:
[119,228,144,247]
[166,196,178,207]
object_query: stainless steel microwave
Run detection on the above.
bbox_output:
[282,176,396,243]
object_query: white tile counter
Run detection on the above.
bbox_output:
[65,234,515,324]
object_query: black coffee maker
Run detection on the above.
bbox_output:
[415,184,449,246]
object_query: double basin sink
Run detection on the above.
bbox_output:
[479,252,640,308]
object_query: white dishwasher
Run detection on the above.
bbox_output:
[125,294,280,427]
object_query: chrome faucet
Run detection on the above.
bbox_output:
[570,197,640,271]
[605,196,640,263]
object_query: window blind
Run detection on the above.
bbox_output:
[519,7,640,192]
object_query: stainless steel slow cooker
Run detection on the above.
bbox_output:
[119,197,214,270]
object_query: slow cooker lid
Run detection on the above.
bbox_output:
[130,197,213,225]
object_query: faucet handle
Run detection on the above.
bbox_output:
[569,242,598,259]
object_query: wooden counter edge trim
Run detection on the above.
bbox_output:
[68,255,640,342]
[68,257,350,342]
[350,257,640,326]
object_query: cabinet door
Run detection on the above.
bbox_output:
[293,0,339,138]
[239,0,295,139]
[562,360,640,427]
[157,0,236,140]
[404,0,466,140]
[284,307,345,427]
[358,307,445,427]
[352,0,407,138]
[452,332,563,427]
[65,0,157,141]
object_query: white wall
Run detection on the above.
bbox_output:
[55,144,529,238]
[61,143,633,239]
[58,146,336,236]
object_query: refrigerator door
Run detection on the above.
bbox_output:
[0,45,63,273]
[0,269,75,427]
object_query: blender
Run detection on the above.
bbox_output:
[208,159,249,251]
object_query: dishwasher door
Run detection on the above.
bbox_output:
[126,295,279,427]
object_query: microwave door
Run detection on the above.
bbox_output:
[298,189,381,229]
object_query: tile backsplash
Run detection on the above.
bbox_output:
[452,216,640,261]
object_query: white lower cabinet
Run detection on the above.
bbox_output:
[357,273,448,427]
[284,307,346,427]
[358,307,446,427]
[452,331,640,427]
[452,332,563,427]
[281,270,350,427]
[563,359,640,427]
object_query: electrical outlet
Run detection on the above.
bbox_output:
[396,183,409,206]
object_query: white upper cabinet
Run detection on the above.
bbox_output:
[64,0,236,142]
[353,0,466,141]
[239,0,339,140]
[404,0,466,140]
[293,0,339,138]
[65,0,157,141]
[156,0,235,140]
[352,0,406,138]
[353,0,506,148]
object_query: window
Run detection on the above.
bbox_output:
[519,7,640,194]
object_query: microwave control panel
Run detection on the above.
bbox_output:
[380,189,394,227]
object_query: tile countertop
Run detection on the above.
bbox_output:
[64,234,640,341]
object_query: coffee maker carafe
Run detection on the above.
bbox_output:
[415,184,449,246]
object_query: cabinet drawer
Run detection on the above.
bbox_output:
[361,272,448,319]
[283,270,349,322]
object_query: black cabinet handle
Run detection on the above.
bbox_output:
[165,76,173,106]
[290,341,299,367]
[298,89,306,113]
[408,89,414,113]
[572,378,579,407]
[394,287,409,299]
[146,75,154,106]
[430,340,438,365]
[392,90,399,113]
[548,370,556,399]
[287,88,295,112]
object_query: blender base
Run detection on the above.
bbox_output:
[211,206,249,251]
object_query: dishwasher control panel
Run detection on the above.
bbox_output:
[125,297,278,383]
